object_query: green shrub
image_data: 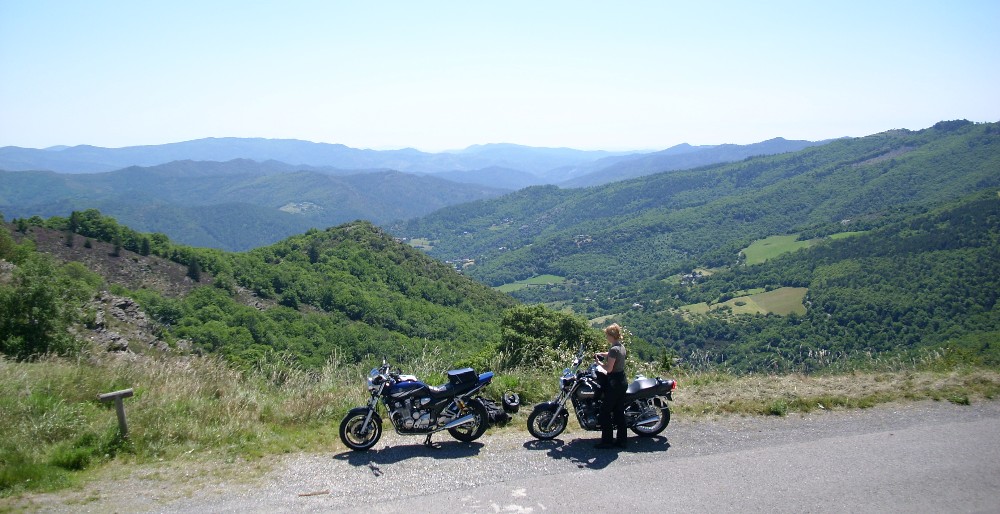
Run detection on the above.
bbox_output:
[766,399,788,416]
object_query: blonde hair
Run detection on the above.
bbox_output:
[604,323,622,341]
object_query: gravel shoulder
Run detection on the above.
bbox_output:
[9,399,1000,513]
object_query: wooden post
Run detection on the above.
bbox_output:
[97,388,134,438]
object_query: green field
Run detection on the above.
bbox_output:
[829,231,869,240]
[681,287,808,316]
[407,238,434,250]
[495,274,566,293]
[741,235,817,265]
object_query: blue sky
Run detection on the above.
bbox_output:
[1,1,998,151]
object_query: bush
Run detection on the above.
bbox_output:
[766,399,788,416]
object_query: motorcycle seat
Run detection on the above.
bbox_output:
[626,377,660,396]
[427,381,475,399]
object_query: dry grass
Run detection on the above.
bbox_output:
[3,346,999,498]
[672,368,1000,417]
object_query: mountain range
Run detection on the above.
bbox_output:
[0,160,506,250]
[2,119,997,374]
[394,120,1000,294]
[0,136,832,250]
[1,136,826,189]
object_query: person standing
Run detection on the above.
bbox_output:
[595,323,627,449]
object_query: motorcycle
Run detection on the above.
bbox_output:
[527,343,676,440]
[339,359,495,451]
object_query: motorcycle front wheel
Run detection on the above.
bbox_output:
[448,399,489,442]
[629,404,670,437]
[527,404,568,440]
[339,410,383,451]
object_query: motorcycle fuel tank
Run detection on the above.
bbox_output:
[388,380,428,399]
[574,382,597,399]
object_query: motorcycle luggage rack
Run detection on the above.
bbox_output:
[448,368,477,385]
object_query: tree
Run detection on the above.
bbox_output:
[68,211,81,233]
[140,237,151,256]
[187,259,202,282]
[308,241,321,264]
[0,227,18,261]
[499,304,601,369]
[111,233,123,257]
[0,255,71,359]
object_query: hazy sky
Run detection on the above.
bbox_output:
[1,1,998,151]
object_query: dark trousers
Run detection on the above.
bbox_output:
[598,372,627,444]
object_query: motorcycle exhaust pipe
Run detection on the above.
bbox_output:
[635,416,661,427]
[443,414,475,430]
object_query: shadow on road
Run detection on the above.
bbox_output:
[334,440,485,474]
[523,435,670,470]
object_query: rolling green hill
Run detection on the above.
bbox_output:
[394,121,1000,299]
[617,190,1000,371]
[1,214,518,368]
[0,160,508,250]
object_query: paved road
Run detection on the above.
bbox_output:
[18,400,1000,513]
[366,409,1000,513]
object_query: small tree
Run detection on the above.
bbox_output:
[308,241,321,264]
[139,237,151,256]
[84,238,93,249]
[499,304,602,370]
[111,233,123,257]
[187,259,201,282]
[68,211,81,233]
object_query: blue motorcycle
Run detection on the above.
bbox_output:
[339,360,495,451]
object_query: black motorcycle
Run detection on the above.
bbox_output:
[339,360,494,451]
[527,343,676,440]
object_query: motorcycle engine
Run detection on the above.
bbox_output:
[579,399,599,429]
[390,397,432,429]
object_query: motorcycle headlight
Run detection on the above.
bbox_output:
[367,368,380,391]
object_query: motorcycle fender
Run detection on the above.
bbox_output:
[348,406,381,426]
[531,401,567,419]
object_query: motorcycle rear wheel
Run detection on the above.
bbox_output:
[339,410,383,451]
[448,399,489,442]
[527,404,568,440]
[629,406,670,437]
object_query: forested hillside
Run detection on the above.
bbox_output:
[561,137,827,187]
[395,121,1000,297]
[0,161,507,250]
[617,190,1000,371]
[0,212,517,368]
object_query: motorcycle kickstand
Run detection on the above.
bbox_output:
[423,434,440,449]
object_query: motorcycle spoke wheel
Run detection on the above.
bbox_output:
[527,406,567,440]
[339,411,383,451]
[448,400,488,442]
[629,406,670,437]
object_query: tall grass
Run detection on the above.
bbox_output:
[3,344,999,497]
[668,346,1000,417]
[0,349,375,496]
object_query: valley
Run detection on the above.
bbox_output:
[1,120,998,499]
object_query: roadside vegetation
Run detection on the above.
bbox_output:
[3,342,998,498]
